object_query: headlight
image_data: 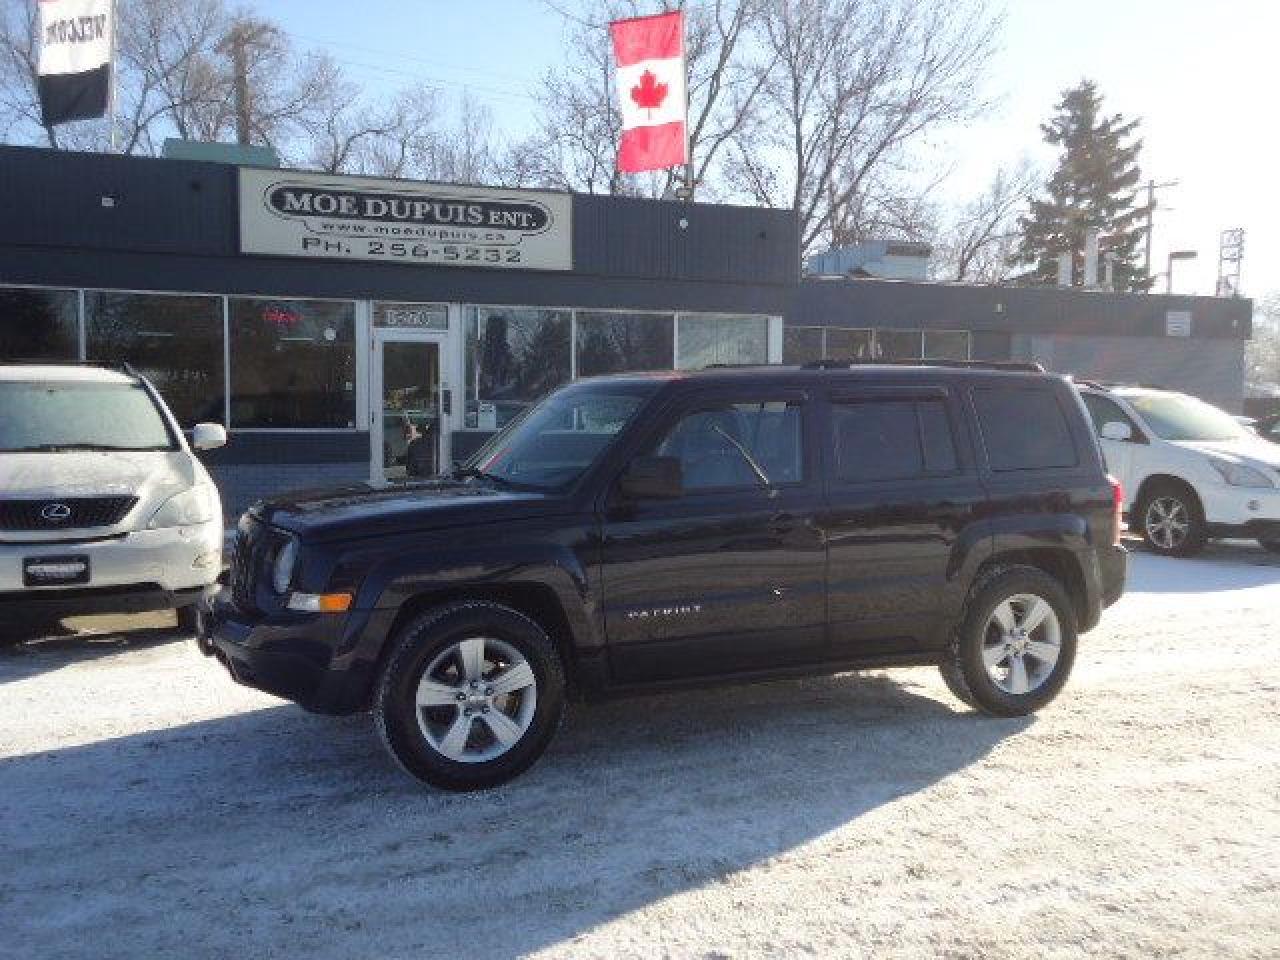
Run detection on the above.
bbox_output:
[1208,458,1274,488]
[148,484,217,529]
[272,538,299,595]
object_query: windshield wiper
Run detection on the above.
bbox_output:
[453,465,517,488]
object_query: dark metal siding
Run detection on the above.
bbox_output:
[0,145,796,313]
[796,277,1251,340]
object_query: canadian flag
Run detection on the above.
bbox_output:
[610,11,688,174]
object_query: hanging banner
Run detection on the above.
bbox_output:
[238,168,574,271]
[610,11,688,174]
[37,0,113,127]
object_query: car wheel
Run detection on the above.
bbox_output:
[1136,483,1207,557]
[945,565,1078,717]
[374,601,565,791]
[176,604,204,636]
[1259,539,1280,555]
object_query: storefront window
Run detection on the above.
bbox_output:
[85,291,224,426]
[676,314,770,369]
[575,311,674,377]
[0,287,79,361]
[826,327,873,361]
[874,329,924,360]
[229,298,356,428]
[923,330,972,360]
[783,326,824,365]
[465,306,571,429]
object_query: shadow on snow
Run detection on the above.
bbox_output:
[0,665,1027,958]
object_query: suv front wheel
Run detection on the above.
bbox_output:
[374,601,565,791]
[943,565,1078,717]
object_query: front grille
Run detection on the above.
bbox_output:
[0,496,138,531]
[229,515,275,612]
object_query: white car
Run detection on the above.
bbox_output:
[1078,384,1280,556]
[0,364,226,641]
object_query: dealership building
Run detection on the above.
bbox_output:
[0,145,1252,517]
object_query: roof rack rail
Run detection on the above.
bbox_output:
[800,359,1046,373]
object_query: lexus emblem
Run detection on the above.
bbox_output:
[40,503,73,523]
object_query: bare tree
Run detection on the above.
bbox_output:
[732,0,999,255]
[931,159,1038,282]
[523,0,768,197]
[1248,292,1280,389]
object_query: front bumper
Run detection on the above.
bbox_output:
[1199,482,1280,529]
[0,522,223,594]
[201,591,378,715]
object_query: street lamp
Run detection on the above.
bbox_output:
[1166,250,1198,294]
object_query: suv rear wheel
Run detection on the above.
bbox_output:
[374,601,565,791]
[943,565,1078,717]
[1136,482,1207,557]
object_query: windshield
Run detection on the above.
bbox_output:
[1127,393,1247,443]
[465,381,656,490]
[0,381,177,452]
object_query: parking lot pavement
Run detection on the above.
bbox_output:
[2,545,1279,960]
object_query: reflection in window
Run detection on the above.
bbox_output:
[826,327,873,361]
[656,400,804,490]
[575,311,674,377]
[465,306,571,429]
[229,298,356,428]
[783,326,824,365]
[874,330,923,360]
[923,330,971,360]
[86,291,224,426]
[0,287,79,362]
[677,314,769,369]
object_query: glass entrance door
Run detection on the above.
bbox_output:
[373,336,445,483]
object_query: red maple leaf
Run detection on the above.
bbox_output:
[630,69,668,112]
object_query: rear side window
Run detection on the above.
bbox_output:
[831,399,958,482]
[972,387,1077,471]
[1082,393,1139,436]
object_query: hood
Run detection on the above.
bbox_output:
[253,478,571,544]
[0,451,198,538]
[1175,437,1280,474]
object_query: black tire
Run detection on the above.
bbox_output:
[938,657,977,709]
[1259,539,1280,555]
[176,604,204,636]
[0,617,65,644]
[943,565,1078,718]
[374,601,565,791]
[1134,481,1207,557]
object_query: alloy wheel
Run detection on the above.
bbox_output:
[1145,496,1190,551]
[414,636,538,763]
[981,593,1062,695]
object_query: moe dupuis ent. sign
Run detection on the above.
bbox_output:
[238,168,573,271]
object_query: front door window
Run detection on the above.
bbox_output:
[379,340,441,482]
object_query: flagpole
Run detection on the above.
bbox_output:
[107,0,119,152]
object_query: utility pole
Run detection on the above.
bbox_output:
[1143,178,1180,284]
[217,19,277,145]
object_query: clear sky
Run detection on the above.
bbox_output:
[262,0,1279,302]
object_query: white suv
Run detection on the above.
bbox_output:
[0,365,226,641]
[1078,384,1280,556]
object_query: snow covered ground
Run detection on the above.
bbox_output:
[2,543,1278,959]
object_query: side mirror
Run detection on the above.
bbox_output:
[192,422,228,451]
[1100,421,1133,442]
[619,455,683,500]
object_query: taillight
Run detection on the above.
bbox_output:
[1108,474,1124,546]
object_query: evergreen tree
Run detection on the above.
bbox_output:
[1013,80,1152,291]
